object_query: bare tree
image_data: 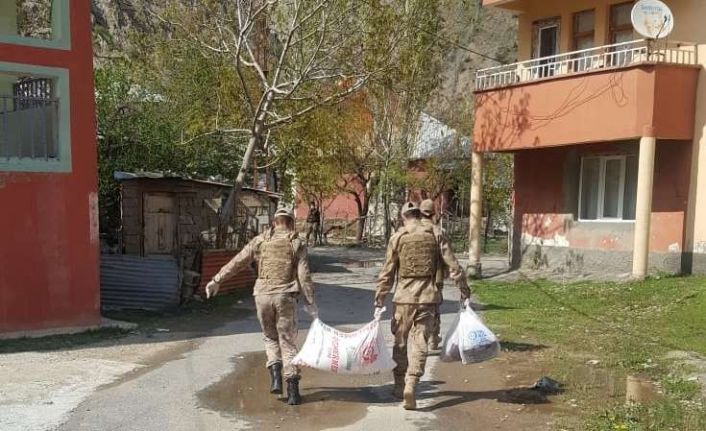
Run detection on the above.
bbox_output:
[151,0,393,240]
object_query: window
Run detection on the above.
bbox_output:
[0,62,70,172]
[610,2,635,44]
[0,77,58,159]
[532,17,560,78]
[0,0,70,49]
[572,10,596,72]
[579,155,637,221]
[573,10,595,51]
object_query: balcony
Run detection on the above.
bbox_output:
[473,40,701,152]
[476,40,697,91]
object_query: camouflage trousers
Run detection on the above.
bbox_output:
[432,290,443,344]
[255,293,300,379]
[391,304,437,380]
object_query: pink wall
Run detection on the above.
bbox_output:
[296,192,360,221]
[474,65,699,152]
[0,2,100,332]
[295,176,363,221]
[514,141,691,254]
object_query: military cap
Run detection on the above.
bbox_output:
[274,207,295,219]
[400,201,420,216]
[420,199,435,217]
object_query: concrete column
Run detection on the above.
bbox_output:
[469,151,483,277]
[632,128,657,279]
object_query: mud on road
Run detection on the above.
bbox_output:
[198,349,560,430]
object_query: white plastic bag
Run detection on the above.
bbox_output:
[441,302,500,364]
[292,310,395,375]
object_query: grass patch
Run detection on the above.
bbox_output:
[450,234,508,255]
[476,276,706,430]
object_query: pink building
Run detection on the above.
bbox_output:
[0,1,100,334]
[470,0,706,277]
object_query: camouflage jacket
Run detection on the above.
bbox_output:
[213,227,315,305]
[374,220,469,306]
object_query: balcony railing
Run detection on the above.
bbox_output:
[475,39,698,91]
[0,95,59,161]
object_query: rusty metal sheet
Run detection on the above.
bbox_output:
[101,255,180,311]
[199,250,257,295]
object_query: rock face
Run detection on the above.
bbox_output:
[91,0,155,61]
[427,2,517,134]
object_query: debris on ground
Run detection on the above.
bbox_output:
[530,376,563,394]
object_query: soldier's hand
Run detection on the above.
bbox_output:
[205,280,220,299]
[304,303,319,318]
[373,306,385,321]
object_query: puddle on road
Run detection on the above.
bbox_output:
[198,352,393,429]
[427,352,564,431]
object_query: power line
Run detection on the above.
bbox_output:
[358,0,506,64]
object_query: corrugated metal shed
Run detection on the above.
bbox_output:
[199,250,257,295]
[101,255,180,310]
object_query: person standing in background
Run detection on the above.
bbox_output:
[305,202,321,246]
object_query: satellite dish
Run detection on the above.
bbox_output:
[631,0,674,39]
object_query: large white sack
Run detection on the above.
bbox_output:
[441,302,500,364]
[292,313,395,375]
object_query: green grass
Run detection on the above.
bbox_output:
[476,276,706,430]
[449,234,508,255]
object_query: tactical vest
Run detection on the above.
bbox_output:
[398,228,438,278]
[258,233,296,285]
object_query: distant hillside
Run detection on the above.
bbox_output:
[91,0,154,62]
[88,0,517,131]
[427,2,517,135]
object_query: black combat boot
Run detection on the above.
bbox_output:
[286,377,302,405]
[268,363,283,394]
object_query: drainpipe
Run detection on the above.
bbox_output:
[469,150,484,277]
[632,126,657,280]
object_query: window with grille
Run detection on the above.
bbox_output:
[579,155,638,221]
[0,64,70,172]
[0,77,58,160]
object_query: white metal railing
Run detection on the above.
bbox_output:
[475,39,698,91]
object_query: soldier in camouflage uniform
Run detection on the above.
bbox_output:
[206,207,317,405]
[419,199,455,351]
[374,201,470,410]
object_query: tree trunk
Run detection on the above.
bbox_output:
[383,177,391,243]
[218,93,273,247]
[484,204,492,253]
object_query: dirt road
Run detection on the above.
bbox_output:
[1,247,561,430]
